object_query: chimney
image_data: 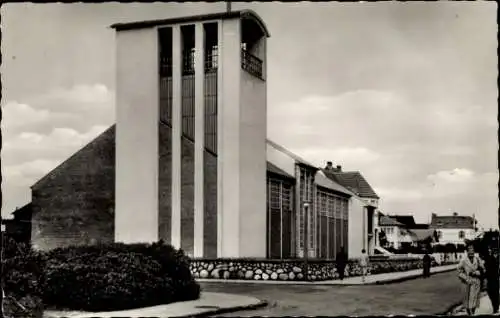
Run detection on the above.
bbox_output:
[325,161,333,170]
[336,165,342,171]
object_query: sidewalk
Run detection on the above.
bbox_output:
[43,292,266,318]
[196,264,457,286]
[452,291,500,316]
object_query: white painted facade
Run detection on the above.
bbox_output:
[379,224,413,249]
[348,195,369,258]
[115,27,160,244]
[434,228,476,245]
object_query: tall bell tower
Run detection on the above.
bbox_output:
[112,10,270,258]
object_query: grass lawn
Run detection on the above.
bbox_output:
[200,271,463,316]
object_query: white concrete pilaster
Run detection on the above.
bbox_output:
[216,21,224,257]
[171,25,182,249]
[193,22,205,257]
[115,28,159,244]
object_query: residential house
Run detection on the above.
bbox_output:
[322,162,379,255]
[430,213,477,246]
[379,214,437,250]
[2,203,32,244]
[378,215,410,249]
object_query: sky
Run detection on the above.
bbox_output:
[1,2,498,229]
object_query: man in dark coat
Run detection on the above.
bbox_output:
[336,247,347,280]
[484,247,499,314]
[422,251,431,278]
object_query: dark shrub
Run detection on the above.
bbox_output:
[1,235,46,317]
[43,240,200,312]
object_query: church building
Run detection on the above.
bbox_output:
[30,10,379,260]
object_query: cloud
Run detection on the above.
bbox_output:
[1,84,114,215]
[268,89,496,228]
[2,159,61,187]
[36,83,114,111]
[1,101,51,130]
[376,187,424,201]
[294,147,381,169]
[380,170,498,227]
[2,124,109,214]
[427,168,475,184]
[2,83,115,136]
[3,125,108,165]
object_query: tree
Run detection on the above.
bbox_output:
[471,230,499,259]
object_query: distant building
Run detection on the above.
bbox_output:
[430,213,477,246]
[322,162,379,254]
[378,214,437,250]
[378,215,411,249]
[1,203,32,244]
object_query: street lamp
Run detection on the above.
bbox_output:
[303,201,311,282]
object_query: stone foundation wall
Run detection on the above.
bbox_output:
[190,257,454,281]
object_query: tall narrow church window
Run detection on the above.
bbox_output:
[159,27,173,126]
[204,23,218,154]
[181,25,195,140]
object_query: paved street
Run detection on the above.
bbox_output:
[200,271,463,316]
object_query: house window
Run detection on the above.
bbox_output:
[458,230,465,239]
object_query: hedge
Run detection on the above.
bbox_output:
[43,240,200,312]
[2,237,200,314]
[1,235,46,317]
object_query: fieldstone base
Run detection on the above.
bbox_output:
[189,258,456,282]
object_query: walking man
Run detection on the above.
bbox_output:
[484,247,499,314]
[360,249,369,283]
[336,247,347,280]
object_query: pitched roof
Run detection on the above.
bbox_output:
[267,162,294,180]
[31,125,116,190]
[315,171,352,197]
[110,10,270,37]
[390,215,416,227]
[322,170,379,199]
[409,229,436,242]
[11,203,32,218]
[266,139,318,170]
[379,215,405,227]
[430,215,475,229]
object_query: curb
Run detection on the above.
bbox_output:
[313,268,455,286]
[371,268,456,286]
[197,266,457,286]
[439,300,464,316]
[443,291,489,316]
[171,299,268,318]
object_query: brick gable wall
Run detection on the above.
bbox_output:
[31,124,218,257]
[31,126,116,250]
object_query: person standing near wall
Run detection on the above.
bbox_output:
[422,251,431,278]
[483,246,499,314]
[336,247,347,280]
